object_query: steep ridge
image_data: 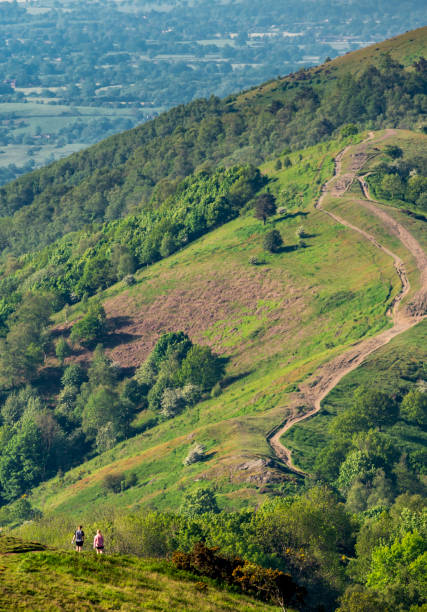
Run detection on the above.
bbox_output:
[268,133,427,474]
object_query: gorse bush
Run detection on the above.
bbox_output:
[172,542,305,609]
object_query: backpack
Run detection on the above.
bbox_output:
[75,529,84,541]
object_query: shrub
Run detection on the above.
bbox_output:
[123,274,136,286]
[172,542,304,608]
[248,255,259,265]
[124,472,138,489]
[263,229,283,253]
[183,443,206,466]
[210,382,222,397]
[340,124,358,137]
[102,472,125,493]
[70,302,107,348]
[55,337,71,365]
[295,225,306,239]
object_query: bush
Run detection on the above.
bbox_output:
[210,382,222,397]
[70,302,107,348]
[340,124,358,137]
[295,225,306,239]
[263,229,283,253]
[123,274,136,286]
[172,542,304,608]
[183,443,206,466]
[102,472,125,493]
[55,337,71,365]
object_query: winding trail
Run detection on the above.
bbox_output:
[268,133,427,475]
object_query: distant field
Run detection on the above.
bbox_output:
[0,102,152,180]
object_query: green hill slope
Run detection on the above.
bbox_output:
[0,28,425,256]
[12,129,423,520]
[0,536,279,612]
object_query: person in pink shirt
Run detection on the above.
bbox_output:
[93,529,104,554]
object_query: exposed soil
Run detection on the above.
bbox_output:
[268,132,427,475]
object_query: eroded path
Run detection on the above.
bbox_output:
[268,133,427,475]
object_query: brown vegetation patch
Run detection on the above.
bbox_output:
[102,265,303,369]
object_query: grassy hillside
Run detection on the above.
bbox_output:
[0,535,279,612]
[0,27,425,256]
[23,132,412,518]
[281,128,427,475]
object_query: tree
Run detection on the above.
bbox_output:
[254,193,276,224]
[0,292,55,387]
[336,450,376,495]
[81,386,127,441]
[178,345,224,391]
[87,344,118,388]
[55,337,71,366]
[0,418,44,500]
[337,586,387,612]
[384,145,403,159]
[380,174,405,200]
[366,530,426,609]
[340,124,358,137]
[263,229,283,253]
[61,363,86,388]
[151,331,192,367]
[353,388,398,430]
[180,487,220,516]
[70,301,107,348]
[400,389,427,426]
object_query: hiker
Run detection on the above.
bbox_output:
[93,529,104,554]
[72,525,85,552]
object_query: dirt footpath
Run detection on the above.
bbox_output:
[268,132,427,475]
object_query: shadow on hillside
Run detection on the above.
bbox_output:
[103,330,140,349]
[221,369,253,388]
[277,244,299,253]
[273,210,309,224]
[108,315,134,331]
[102,316,140,349]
